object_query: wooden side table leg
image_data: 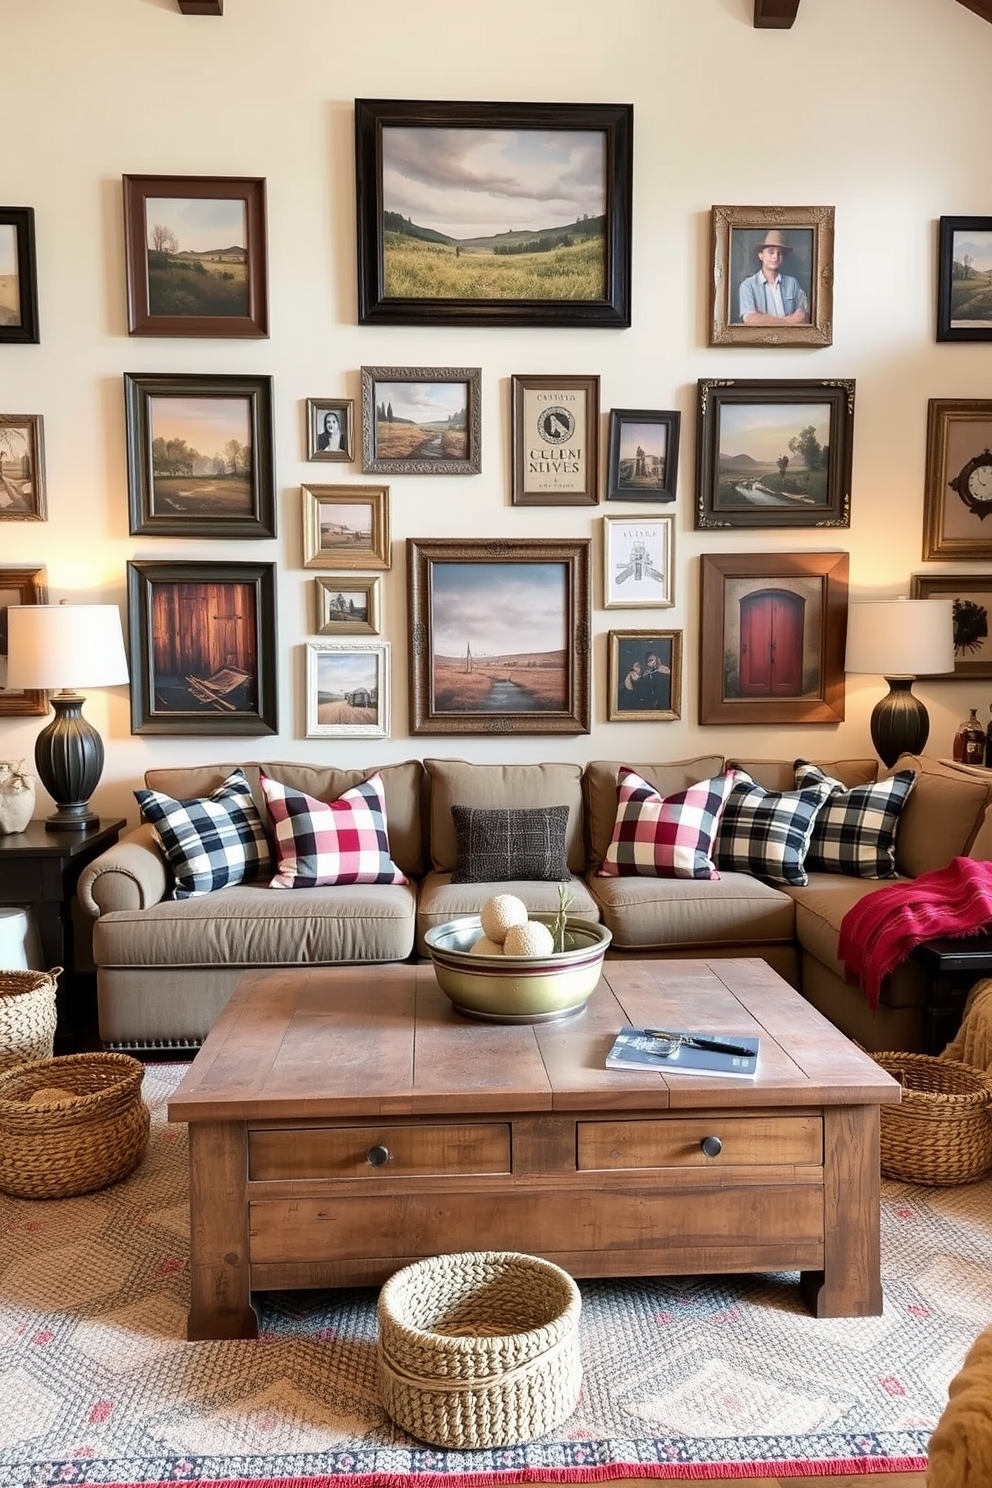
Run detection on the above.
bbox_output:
[186,1120,257,1340]
[799,1104,883,1318]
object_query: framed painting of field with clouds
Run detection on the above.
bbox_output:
[938,216,992,342]
[355,100,632,327]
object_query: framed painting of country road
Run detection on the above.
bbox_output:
[0,208,39,344]
[695,378,854,530]
[937,216,992,342]
[0,415,46,522]
[361,367,481,475]
[124,374,275,538]
[301,484,390,570]
[122,175,268,337]
[606,408,680,502]
[355,99,632,327]
[306,641,390,739]
[407,537,590,735]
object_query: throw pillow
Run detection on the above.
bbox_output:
[259,771,408,889]
[597,767,737,880]
[794,760,916,878]
[715,771,833,887]
[450,804,570,883]
[135,768,272,900]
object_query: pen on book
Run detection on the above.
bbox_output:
[643,1030,756,1059]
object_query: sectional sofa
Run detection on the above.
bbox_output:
[76,752,992,1055]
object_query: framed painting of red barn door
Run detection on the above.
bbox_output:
[127,560,277,735]
[698,551,848,724]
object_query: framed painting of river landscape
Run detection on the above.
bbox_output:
[124,373,275,538]
[301,484,390,570]
[695,377,854,530]
[0,208,40,344]
[355,99,632,327]
[122,174,268,338]
[407,537,591,735]
[937,216,992,342]
[361,366,481,475]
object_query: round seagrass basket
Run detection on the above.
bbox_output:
[873,1051,992,1186]
[0,967,61,1076]
[0,1051,149,1199]
[377,1250,582,1449]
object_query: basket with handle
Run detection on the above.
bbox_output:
[871,1050,992,1185]
[0,967,62,1075]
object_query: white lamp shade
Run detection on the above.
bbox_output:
[6,605,129,691]
[845,599,955,678]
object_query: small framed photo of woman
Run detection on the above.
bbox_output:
[306,398,355,462]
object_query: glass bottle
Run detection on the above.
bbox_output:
[954,708,986,765]
[985,704,992,768]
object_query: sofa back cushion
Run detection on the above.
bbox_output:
[424,759,585,874]
[583,757,725,868]
[728,757,879,793]
[884,754,992,876]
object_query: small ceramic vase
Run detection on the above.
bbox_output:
[0,760,35,834]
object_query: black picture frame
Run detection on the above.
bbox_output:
[695,377,855,530]
[127,559,277,736]
[0,207,40,344]
[361,366,481,475]
[606,409,680,502]
[124,373,276,539]
[355,99,633,328]
[937,216,992,343]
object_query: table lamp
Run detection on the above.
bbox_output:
[845,598,955,767]
[5,603,130,831]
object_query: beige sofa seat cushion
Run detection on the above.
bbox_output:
[883,754,992,877]
[788,873,922,1010]
[425,759,585,874]
[93,881,417,967]
[587,871,794,951]
[417,871,598,955]
[584,757,726,867]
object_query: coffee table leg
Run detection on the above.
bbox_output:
[799,1104,883,1318]
[186,1120,258,1340]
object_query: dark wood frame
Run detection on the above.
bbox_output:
[698,550,848,725]
[314,575,381,636]
[407,536,591,735]
[306,397,355,463]
[607,628,682,723]
[126,559,277,736]
[937,216,992,342]
[912,572,992,678]
[511,374,600,506]
[710,205,834,347]
[0,564,48,716]
[696,377,854,530]
[124,373,276,539]
[301,484,390,570]
[923,398,992,560]
[305,640,390,739]
[606,408,680,502]
[355,99,632,328]
[0,414,46,522]
[361,366,482,475]
[122,174,268,338]
[0,208,40,344]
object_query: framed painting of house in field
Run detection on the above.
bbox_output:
[305,641,390,739]
[124,373,275,538]
[0,414,46,521]
[122,175,268,337]
[301,485,390,570]
[937,216,992,342]
[355,99,632,328]
[361,367,481,475]
[126,559,277,736]
[407,537,591,735]
[0,208,40,345]
[695,377,855,530]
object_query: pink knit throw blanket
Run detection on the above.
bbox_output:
[838,856,992,1012]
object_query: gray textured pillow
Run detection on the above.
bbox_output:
[451,804,570,883]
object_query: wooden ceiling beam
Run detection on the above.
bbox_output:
[178,1,223,14]
[955,0,992,22]
[753,0,801,27]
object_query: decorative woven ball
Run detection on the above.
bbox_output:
[480,894,529,944]
[503,920,556,957]
[469,934,505,956]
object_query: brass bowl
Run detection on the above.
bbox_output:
[424,914,612,1023]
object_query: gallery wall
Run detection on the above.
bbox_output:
[3,0,992,828]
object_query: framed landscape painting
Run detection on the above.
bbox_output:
[0,414,46,521]
[710,205,834,347]
[937,216,992,342]
[695,378,854,530]
[305,641,390,739]
[0,564,48,716]
[122,174,268,337]
[0,208,40,344]
[355,99,632,327]
[606,409,680,502]
[124,373,275,538]
[361,366,481,475]
[407,536,591,735]
[301,484,390,570]
[912,572,992,678]
[607,629,682,722]
[314,576,381,636]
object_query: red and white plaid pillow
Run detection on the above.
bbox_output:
[597,767,737,880]
[260,772,408,889]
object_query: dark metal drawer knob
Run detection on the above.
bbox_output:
[366,1144,391,1167]
[700,1135,723,1158]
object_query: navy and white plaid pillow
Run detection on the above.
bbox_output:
[715,771,832,886]
[794,760,916,878]
[135,768,272,900]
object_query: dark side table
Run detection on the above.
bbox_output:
[913,935,992,1054]
[0,817,126,1045]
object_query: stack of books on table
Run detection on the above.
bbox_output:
[606,1026,760,1078]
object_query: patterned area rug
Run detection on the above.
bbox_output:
[1,1062,987,1487]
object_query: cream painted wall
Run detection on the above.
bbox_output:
[2,0,992,827]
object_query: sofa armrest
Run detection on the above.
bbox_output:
[76,824,171,916]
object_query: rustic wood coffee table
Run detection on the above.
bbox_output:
[168,957,900,1340]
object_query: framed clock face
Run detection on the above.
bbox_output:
[950,448,992,517]
[924,400,992,560]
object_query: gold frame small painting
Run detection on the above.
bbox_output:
[607,629,682,722]
[301,484,390,570]
[314,575,381,635]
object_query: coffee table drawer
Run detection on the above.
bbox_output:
[248,1122,511,1179]
[577,1115,822,1169]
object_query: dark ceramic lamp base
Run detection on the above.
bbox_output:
[34,692,104,831]
[869,676,929,769]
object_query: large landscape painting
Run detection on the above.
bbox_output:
[715,402,832,512]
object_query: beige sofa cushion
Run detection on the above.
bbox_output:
[788,873,922,1011]
[884,754,992,877]
[424,759,585,874]
[586,870,794,951]
[728,757,879,792]
[583,757,726,867]
[416,871,599,955]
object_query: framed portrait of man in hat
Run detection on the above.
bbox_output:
[710,205,834,347]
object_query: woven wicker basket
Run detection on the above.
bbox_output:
[873,1051,992,1186]
[377,1250,582,1449]
[0,967,61,1075]
[0,1051,149,1199]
